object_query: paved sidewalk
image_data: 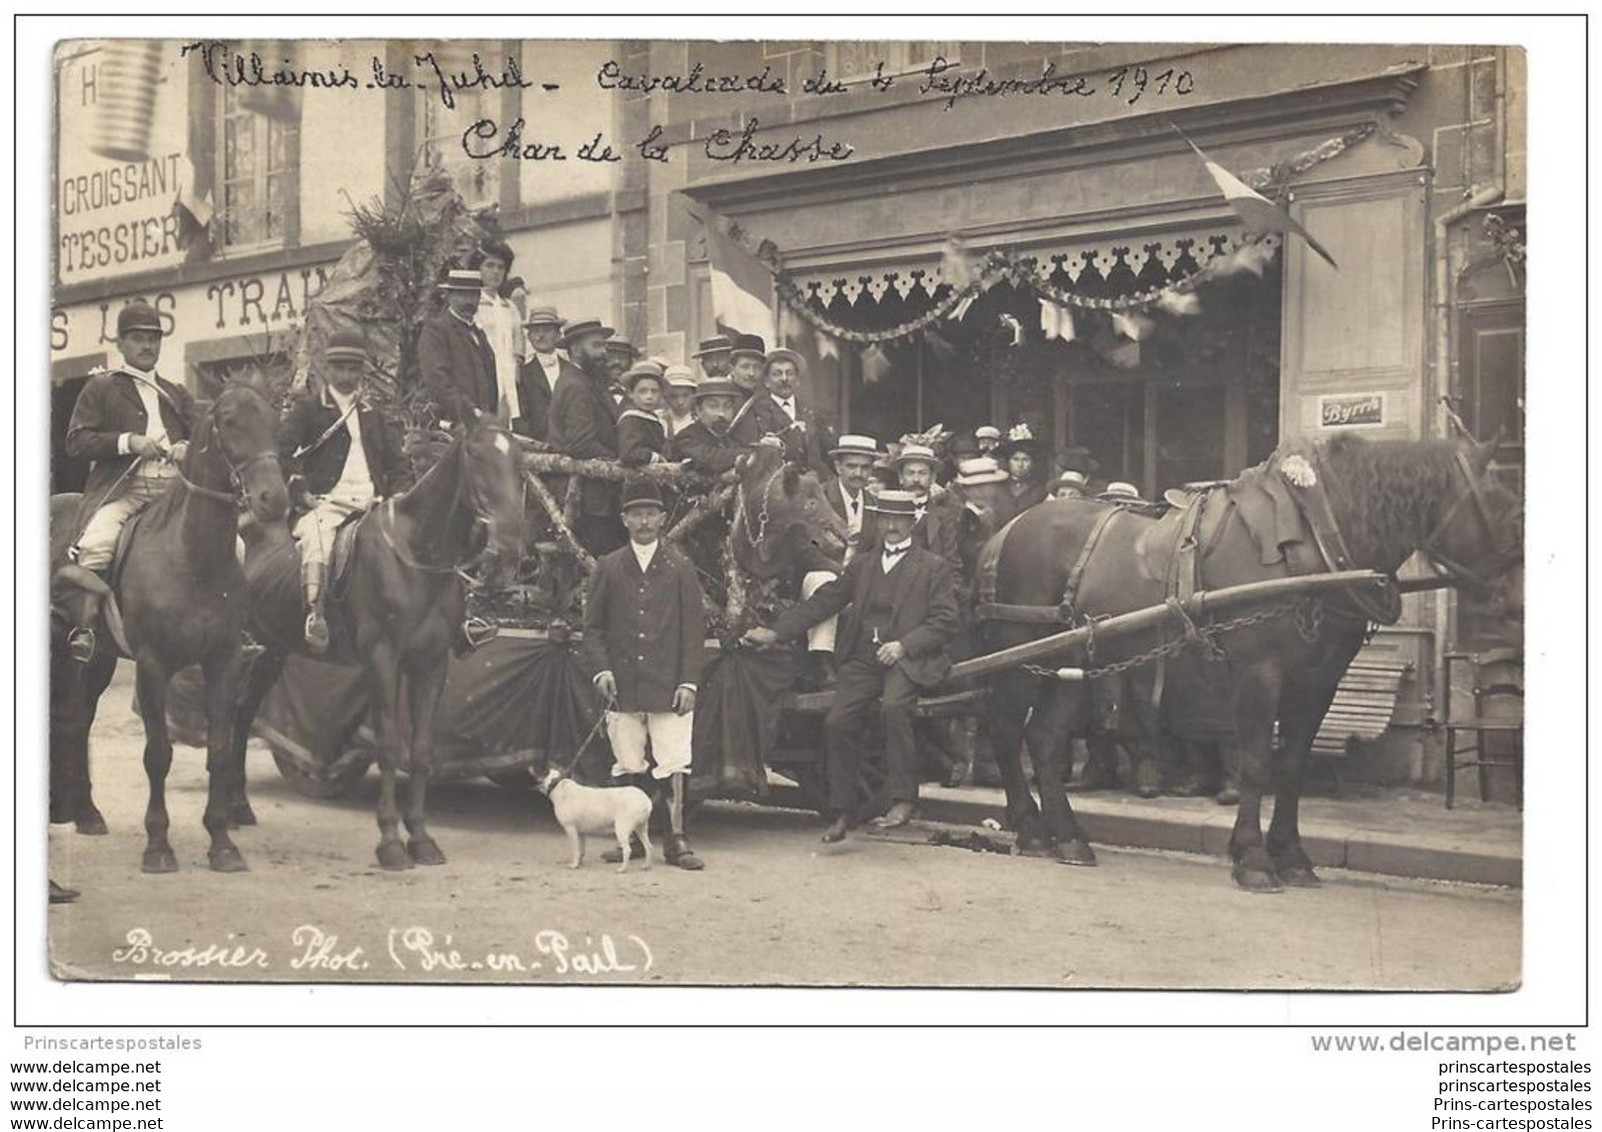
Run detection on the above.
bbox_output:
[763,780,1522,887]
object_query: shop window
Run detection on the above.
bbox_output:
[826,42,960,82]
[216,83,300,251]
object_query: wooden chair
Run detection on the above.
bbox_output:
[1443,649,1523,810]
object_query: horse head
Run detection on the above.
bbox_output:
[735,444,847,571]
[192,381,289,525]
[459,414,527,588]
[1422,433,1524,612]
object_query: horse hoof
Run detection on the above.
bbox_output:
[407,838,447,866]
[208,847,249,873]
[1276,866,1321,888]
[1053,839,1098,867]
[1231,864,1283,893]
[376,842,414,871]
[1214,788,1240,806]
[141,849,178,874]
[75,813,109,836]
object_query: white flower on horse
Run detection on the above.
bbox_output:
[1280,453,1317,489]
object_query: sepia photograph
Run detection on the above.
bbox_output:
[37,27,1536,999]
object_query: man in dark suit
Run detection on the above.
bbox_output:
[893,442,961,572]
[513,306,566,443]
[546,317,625,554]
[670,379,751,478]
[418,268,499,425]
[744,490,959,841]
[582,481,708,870]
[729,348,836,478]
[281,329,414,652]
[66,301,195,575]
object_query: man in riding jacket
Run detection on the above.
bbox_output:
[280,329,413,653]
[64,300,195,660]
[582,481,708,870]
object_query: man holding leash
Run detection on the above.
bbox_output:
[743,490,959,842]
[581,481,709,870]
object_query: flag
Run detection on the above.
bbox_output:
[1173,124,1339,270]
[777,300,806,348]
[173,157,214,260]
[813,328,840,362]
[1112,310,1155,341]
[1039,298,1075,341]
[860,344,892,384]
[704,217,777,343]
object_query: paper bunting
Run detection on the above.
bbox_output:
[1111,311,1156,341]
[1155,290,1201,317]
[998,313,1024,346]
[860,344,893,384]
[1039,298,1075,341]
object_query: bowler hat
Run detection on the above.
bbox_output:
[728,334,767,362]
[116,300,164,336]
[692,378,745,402]
[437,268,483,292]
[620,480,665,512]
[866,488,918,516]
[829,434,880,459]
[523,306,564,328]
[557,318,614,347]
[323,328,369,363]
[606,338,640,359]
[692,335,733,359]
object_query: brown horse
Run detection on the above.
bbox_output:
[232,415,526,869]
[728,442,849,583]
[979,434,1522,891]
[49,382,289,872]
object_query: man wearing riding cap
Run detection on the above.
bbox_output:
[583,481,708,870]
[515,306,568,443]
[65,301,195,657]
[730,347,836,478]
[672,378,756,478]
[418,268,499,426]
[280,329,414,653]
[744,490,959,840]
[547,317,625,554]
[475,240,529,422]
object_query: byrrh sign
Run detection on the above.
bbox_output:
[55,42,190,283]
[1319,392,1386,429]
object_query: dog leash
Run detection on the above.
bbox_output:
[544,691,617,783]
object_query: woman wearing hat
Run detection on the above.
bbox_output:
[996,425,1048,514]
[418,268,499,425]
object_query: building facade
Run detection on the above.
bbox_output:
[52,39,1525,789]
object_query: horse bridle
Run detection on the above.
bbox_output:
[1418,450,1505,592]
[736,463,784,555]
[377,424,514,575]
[175,399,282,505]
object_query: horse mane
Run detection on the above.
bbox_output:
[1317,433,1463,564]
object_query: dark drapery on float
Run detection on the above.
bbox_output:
[689,646,800,800]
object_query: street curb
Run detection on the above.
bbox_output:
[764,784,1522,888]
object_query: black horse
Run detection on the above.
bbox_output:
[979,434,1522,891]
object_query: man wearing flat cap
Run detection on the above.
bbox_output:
[547,317,625,554]
[744,490,959,841]
[514,306,570,444]
[729,347,836,478]
[66,300,195,588]
[418,268,499,426]
[280,329,414,652]
[582,481,708,870]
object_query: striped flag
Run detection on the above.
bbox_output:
[1173,125,1339,270]
[704,218,777,344]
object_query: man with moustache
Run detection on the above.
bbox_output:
[797,434,882,688]
[671,378,756,478]
[691,335,734,381]
[725,333,767,399]
[418,268,499,425]
[893,442,961,573]
[514,306,567,444]
[729,347,835,478]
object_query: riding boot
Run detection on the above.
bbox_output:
[302,562,330,654]
[664,774,704,871]
[60,564,109,664]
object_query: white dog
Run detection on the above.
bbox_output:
[536,769,654,874]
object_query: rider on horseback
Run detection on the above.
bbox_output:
[63,301,194,662]
[281,328,414,653]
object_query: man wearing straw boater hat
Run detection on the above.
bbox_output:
[583,480,708,870]
[418,267,499,425]
[514,306,570,444]
[893,442,961,572]
[691,335,734,381]
[63,299,196,660]
[744,489,959,840]
[730,346,836,478]
[547,317,625,554]
[662,364,699,438]
[280,329,414,653]
[794,433,882,688]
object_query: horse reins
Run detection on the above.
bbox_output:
[1417,449,1505,592]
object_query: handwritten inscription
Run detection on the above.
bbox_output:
[109,924,656,977]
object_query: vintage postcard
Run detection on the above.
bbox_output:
[45,36,1525,990]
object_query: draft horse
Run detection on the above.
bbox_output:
[49,381,289,872]
[980,434,1522,891]
[232,414,525,869]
